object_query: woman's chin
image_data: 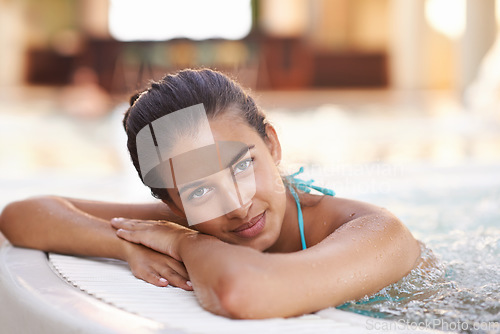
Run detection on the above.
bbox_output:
[249,224,281,251]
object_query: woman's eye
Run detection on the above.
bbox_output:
[233,158,253,175]
[188,187,212,200]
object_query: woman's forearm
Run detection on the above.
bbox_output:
[0,196,129,260]
[62,197,182,223]
[177,233,267,318]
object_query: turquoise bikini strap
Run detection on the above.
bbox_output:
[286,167,336,196]
[288,186,307,250]
[285,167,336,251]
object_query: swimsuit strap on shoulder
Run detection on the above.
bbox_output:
[285,167,335,250]
[285,167,335,196]
[288,186,307,250]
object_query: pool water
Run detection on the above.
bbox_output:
[326,166,500,333]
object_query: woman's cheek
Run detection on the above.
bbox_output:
[255,167,286,209]
[262,166,285,196]
[273,172,286,195]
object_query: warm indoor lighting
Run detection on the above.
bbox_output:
[497,0,500,24]
[260,0,309,37]
[108,0,252,41]
[425,0,466,39]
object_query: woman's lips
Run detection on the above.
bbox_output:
[232,212,266,238]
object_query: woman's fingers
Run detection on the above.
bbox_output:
[112,218,164,247]
[111,217,148,230]
[140,270,169,287]
[125,242,192,290]
[156,265,193,291]
[164,256,189,279]
[133,268,169,289]
[116,226,173,257]
[111,217,194,261]
[115,227,145,244]
[133,262,192,291]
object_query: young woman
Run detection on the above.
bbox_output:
[0,68,420,319]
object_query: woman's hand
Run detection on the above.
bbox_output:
[122,241,193,291]
[111,217,197,289]
[111,218,196,260]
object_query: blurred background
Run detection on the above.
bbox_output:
[0,0,500,220]
[2,1,500,325]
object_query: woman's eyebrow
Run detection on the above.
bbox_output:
[226,144,255,168]
[178,180,205,196]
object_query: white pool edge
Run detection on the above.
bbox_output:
[0,243,443,334]
[0,243,180,334]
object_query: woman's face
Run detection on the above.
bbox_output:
[166,111,287,251]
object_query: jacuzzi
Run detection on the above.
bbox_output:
[0,241,440,333]
[1,106,498,333]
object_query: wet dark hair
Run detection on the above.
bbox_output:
[122,68,269,201]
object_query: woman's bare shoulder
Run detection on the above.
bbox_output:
[304,194,388,242]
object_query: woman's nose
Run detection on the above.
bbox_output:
[225,200,252,220]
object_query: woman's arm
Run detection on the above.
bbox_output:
[112,199,421,319]
[0,196,174,255]
[1,196,125,257]
[220,209,420,318]
[61,197,183,222]
[0,196,192,289]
